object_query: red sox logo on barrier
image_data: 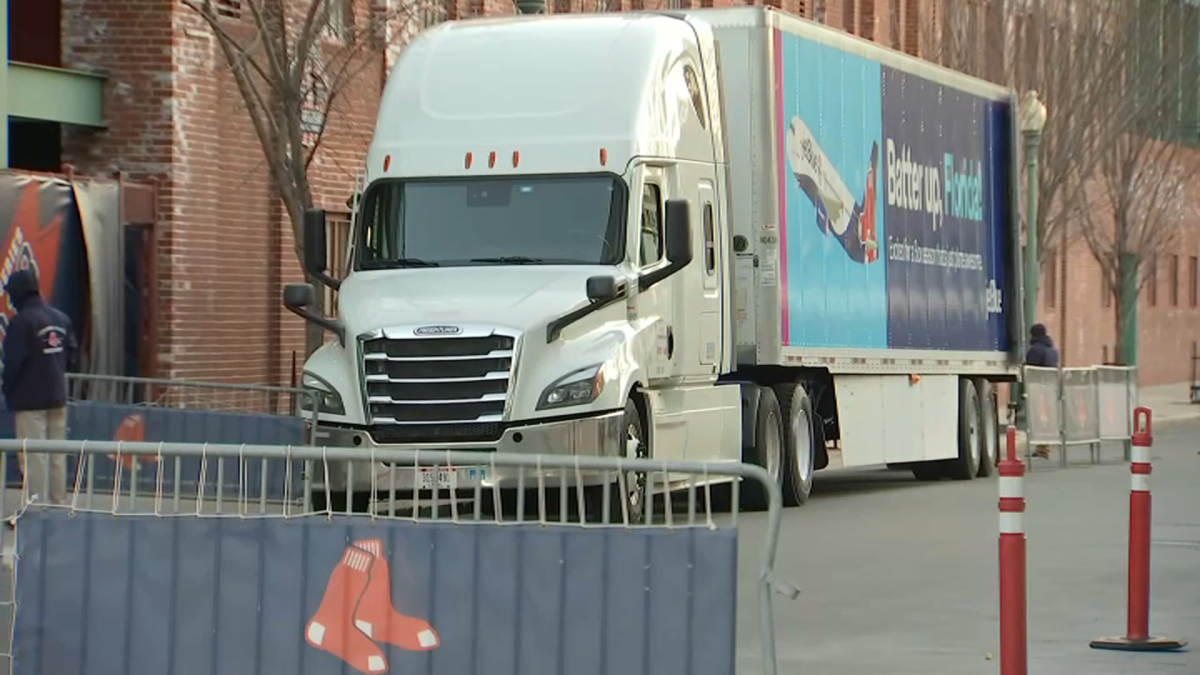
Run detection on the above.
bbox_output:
[109,413,159,468]
[306,539,440,673]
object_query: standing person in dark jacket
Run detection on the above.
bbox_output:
[1025,323,1059,368]
[2,269,76,505]
[1024,323,1059,459]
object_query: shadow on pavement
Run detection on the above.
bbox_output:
[811,468,940,499]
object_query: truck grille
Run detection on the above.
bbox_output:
[360,330,517,425]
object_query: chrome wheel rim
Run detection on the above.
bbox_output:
[967,386,981,468]
[982,391,998,468]
[792,407,813,484]
[764,410,783,482]
[625,421,646,522]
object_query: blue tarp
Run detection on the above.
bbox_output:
[14,509,738,675]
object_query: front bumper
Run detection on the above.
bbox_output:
[310,410,625,492]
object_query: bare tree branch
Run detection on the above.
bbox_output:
[1071,0,1200,362]
[182,0,440,353]
[922,0,1140,262]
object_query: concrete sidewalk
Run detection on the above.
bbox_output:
[1135,382,1200,423]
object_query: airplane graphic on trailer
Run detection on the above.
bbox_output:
[785,116,880,264]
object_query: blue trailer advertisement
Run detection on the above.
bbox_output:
[773,28,1012,353]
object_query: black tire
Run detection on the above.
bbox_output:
[774,382,816,506]
[974,378,999,478]
[585,399,648,524]
[740,387,784,512]
[945,378,982,480]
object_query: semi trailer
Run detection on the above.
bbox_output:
[284,6,1022,519]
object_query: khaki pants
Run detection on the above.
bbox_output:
[15,408,68,505]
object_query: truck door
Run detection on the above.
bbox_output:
[696,179,724,373]
[634,164,675,384]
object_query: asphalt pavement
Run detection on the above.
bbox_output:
[735,418,1200,674]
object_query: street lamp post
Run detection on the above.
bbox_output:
[1015,90,1047,427]
[1018,90,1048,352]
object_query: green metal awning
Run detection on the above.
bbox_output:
[7,61,106,128]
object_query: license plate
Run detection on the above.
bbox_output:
[417,466,488,490]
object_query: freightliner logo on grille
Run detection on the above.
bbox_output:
[413,325,463,336]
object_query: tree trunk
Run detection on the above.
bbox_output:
[1115,251,1139,366]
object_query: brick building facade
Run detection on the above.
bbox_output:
[11,0,1199,389]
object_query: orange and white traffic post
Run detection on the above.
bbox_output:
[998,425,1027,675]
[1090,406,1187,652]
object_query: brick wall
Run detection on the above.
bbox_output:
[1037,206,1200,387]
[61,0,386,390]
[58,0,1200,390]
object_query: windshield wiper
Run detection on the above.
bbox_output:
[361,258,440,269]
[468,256,545,265]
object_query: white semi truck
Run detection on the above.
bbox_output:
[284,6,1022,519]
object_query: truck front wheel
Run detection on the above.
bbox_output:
[585,399,648,524]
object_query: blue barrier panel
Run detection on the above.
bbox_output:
[14,509,738,675]
[1,403,306,499]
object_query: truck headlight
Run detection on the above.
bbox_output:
[301,372,346,416]
[537,364,605,410]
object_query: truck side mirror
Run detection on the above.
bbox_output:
[664,199,693,266]
[283,282,345,346]
[303,209,328,276]
[586,275,618,303]
[283,282,315,309]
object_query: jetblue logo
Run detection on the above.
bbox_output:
[985,279,1003,315]
[414,325,462,336]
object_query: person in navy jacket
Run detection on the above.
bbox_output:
[2,268,76,505]
[1025,323,1059,368]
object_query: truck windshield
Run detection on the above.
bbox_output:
[355,175,627,269]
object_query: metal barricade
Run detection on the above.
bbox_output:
[1061,367,1101,463]
[1021,365,1138,467]
[1097,366,1138,461]
[67,372,318,420]
[0,439,790,675]
[6,373,323,503]
[1023,366,1061,452]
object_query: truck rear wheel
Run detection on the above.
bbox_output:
[740,387,784,512]
[944,378,983,480]
[974,378,998,477]
[774,382,816,506]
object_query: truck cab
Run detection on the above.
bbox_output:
[286,12,744,519]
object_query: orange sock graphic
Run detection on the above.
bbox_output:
[305,547,390,673]
[351,539,440,651]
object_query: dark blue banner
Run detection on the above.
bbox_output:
[14,509,738,675]
[0,173,85,362]
[880,66,1011,352]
